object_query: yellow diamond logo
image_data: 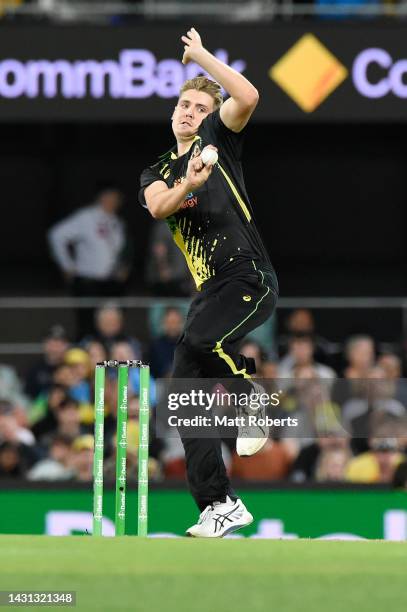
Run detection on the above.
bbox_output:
[269,34,348,113]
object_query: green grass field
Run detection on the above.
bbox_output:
[0,536,405,611]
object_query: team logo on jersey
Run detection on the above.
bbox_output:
[181,192,198,209]
[174,176,198,209]
[243,295,252,302]
[159,162,171,180]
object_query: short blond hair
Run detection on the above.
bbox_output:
[179,76,223,110]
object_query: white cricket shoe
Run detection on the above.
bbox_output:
[236,381,269,457]
[186,496,253,538]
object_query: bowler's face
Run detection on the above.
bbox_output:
[172,89,214,141]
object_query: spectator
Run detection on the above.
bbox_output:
[48,363,95,428]
[0,400,40,469]
[64,348,92,404]
[286,309,315,335]
[84,340,107,370]
[291,432,351,482]
[230,439,292,481]
[0,400,35,447]
[346,424,405,483]
[344,335,375,379]
[48,184,132,337]
[331,335,376,408]
[343,367,406,454]
[30,384,69,440]
[150,308,184,378]
[145,220,192,296]
[314,448,351,482]
[260,360,279,379]
[83,303,141,357]
[0,442,26,478]
[0,363,29,411]
[278,334,336,386]
[279,309,337,367]
[52,364,76,389]
[280,374,344,459]
[343,366,404,420]
[377,353,407,406]
[70,435,94,482]
[54,398,82,441]
[27,434,75,481]
[24,325,69,399]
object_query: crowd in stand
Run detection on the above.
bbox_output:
[0,0,396,22]
[0,304,406,488]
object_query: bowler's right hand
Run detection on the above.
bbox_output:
[185,155,213,190]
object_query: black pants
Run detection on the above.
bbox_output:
[172,263,278,510]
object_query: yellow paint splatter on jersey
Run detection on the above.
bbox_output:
[167,216,215,289]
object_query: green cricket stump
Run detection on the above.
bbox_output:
[92,364,105,536]
[137,365,150,537]
[115,363,129,536]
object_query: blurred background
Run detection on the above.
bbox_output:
[0,0,406,538]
